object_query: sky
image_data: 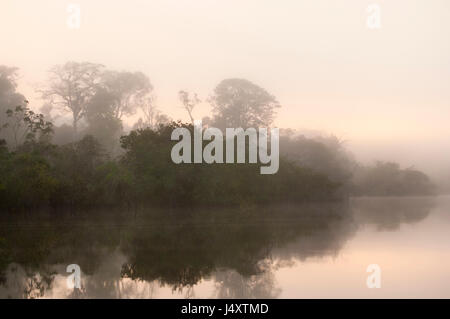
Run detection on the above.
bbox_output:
[1,0,449,178]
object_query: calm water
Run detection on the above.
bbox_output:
[0,196,449,298]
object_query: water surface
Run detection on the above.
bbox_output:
[0,196,449,298]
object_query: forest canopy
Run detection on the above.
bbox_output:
[0,63,436,213]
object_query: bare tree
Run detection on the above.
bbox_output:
[139,95,157,127]
[40,61,104,135]
[178,90,200,124]
[134,95,170,130]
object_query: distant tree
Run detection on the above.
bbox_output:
[178,90,200,124]
[38,103,59,123]
[0,66,26,124]
[84,88,123,153]
[0,66,22,95]
[0,66,25,147]
[0,66,19,91]
[135,95,170,130]
[279,132,356,186]
[352,161,436,196]
[209,79,280,129]
[2,102,53,149]
[40,61,104,135]
[100,71,152,120]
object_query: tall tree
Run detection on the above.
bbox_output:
[135,95,170,130]
[209,78,280,129]
[178,90,200,124]
[2,102,53,149]
[101,71,152,120]
[40,61,104,135]
[0,66,26,121]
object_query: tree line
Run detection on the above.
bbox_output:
[0,62,436,213]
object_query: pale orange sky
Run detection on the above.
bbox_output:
[1,0,449,175]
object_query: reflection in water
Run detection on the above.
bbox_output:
[352,196,435,231]
[0,196,440,298]
[213,269,280,299]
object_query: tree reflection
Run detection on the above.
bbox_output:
[352,196,434,231]
[0,197,435,298]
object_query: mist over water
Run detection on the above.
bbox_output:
[1,1,450,300]
[0,196,448,299]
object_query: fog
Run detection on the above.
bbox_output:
[1,0,450,183]
[2,1,450,300]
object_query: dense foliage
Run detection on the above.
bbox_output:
[0,63,437,213]
[0,121,340,212]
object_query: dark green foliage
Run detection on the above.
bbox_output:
[0,152,56,210]
[48,135,107,208]
[0,116,340,212]
[0,112,436,213]
[119,122,339,206]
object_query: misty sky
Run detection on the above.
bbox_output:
[1,0,449,177]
